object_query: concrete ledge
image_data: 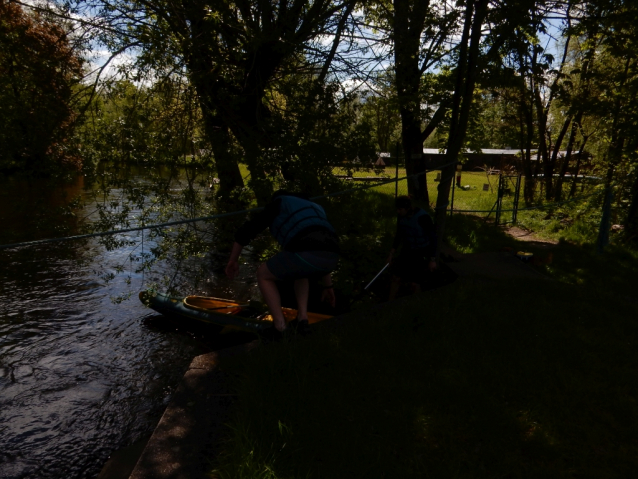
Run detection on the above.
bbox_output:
[129,340,260,479]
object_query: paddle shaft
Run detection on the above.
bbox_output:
[364,263,390,290]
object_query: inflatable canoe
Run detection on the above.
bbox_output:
[139,290,332,334]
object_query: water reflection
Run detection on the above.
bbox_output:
[0,173,257,478]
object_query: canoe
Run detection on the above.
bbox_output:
[139,290,332,334]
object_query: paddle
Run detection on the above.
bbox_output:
[348,263,390,304]
[363,263,390,291]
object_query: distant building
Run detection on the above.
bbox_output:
[422,148,591,173]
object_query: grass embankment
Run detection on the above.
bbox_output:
[211,213,638,478]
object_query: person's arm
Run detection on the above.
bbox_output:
[233,199,281,246]
[226,200,281,279]
[225,242,243,279]
[320,273,336,307]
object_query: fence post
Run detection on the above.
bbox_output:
[449,168,456,215]
[596,185,612,254]
[495,174,504,226]
[512,174,522,224]
[395,142,400,199]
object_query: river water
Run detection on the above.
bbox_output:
[0,173,260,478]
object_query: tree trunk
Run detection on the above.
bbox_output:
[554,111,582,201]
[434,0,487,254]
[233,130,273,206]
[624,172,638,241]
[520,97,536,205]
[569,136,588,198]
[534,86,553,200]
[394,0,430,202]
[205,116,244,199]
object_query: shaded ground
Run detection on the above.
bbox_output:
[103,218,638,478]
[443,250,549,281]
[120,239,562,478]
[214,269,638,478]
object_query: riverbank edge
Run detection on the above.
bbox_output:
[127,339,261,479]
[124,301,416,479]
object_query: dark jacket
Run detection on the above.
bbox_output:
[392,207,436,257]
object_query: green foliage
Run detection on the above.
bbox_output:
[358,70,402,153]
[318,189,396,298]
[78,79,209,171]
[462,89,524,151]
[261,77,378,196]
[0,1,84,175]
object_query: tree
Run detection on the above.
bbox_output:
[71,0,361,203]
[79,79,208,171]
[0,0,83,175]
[576,0,638,241]
[362,0,457,202]
[359,70,401,153]
[433,0,489,250]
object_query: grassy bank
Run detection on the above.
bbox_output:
[210,215,638,478]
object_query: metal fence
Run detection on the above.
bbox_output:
[331,155,604,226]
[0,153,607,252]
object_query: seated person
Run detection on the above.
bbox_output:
[386,195,437,300]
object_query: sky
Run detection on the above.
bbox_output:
[20,0,571,97]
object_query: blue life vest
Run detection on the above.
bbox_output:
[398,208,431,250]
[270,196,335,247]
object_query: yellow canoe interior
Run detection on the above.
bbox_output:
[183,296,332,325]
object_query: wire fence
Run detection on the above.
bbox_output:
[0,155,606,251]
[330,153,610,250]
[332,154,603,219]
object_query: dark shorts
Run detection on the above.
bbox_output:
[390,252,431,283]
[266,250,339,281]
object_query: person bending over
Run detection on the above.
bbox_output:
[225,190,339,333]
[386,195,437,301]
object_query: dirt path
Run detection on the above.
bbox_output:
[504,226,558,246]
[439,226,558,282]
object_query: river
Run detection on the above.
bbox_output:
[0,171,260,479]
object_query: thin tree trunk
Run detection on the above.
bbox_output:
[554,111,582,201]
[204,114,244,199]
[394,0,431,202]
[434,0,487,254]
[519,90,536,204]
[569,135,588,198]
[624,172,638,241]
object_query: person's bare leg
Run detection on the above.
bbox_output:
[388,274,401,301]
[294,278,309,320]
[410,282,421,295]
[256,263,286,331]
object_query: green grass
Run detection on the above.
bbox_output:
[322,168,503,206]
[443,213,638,297]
